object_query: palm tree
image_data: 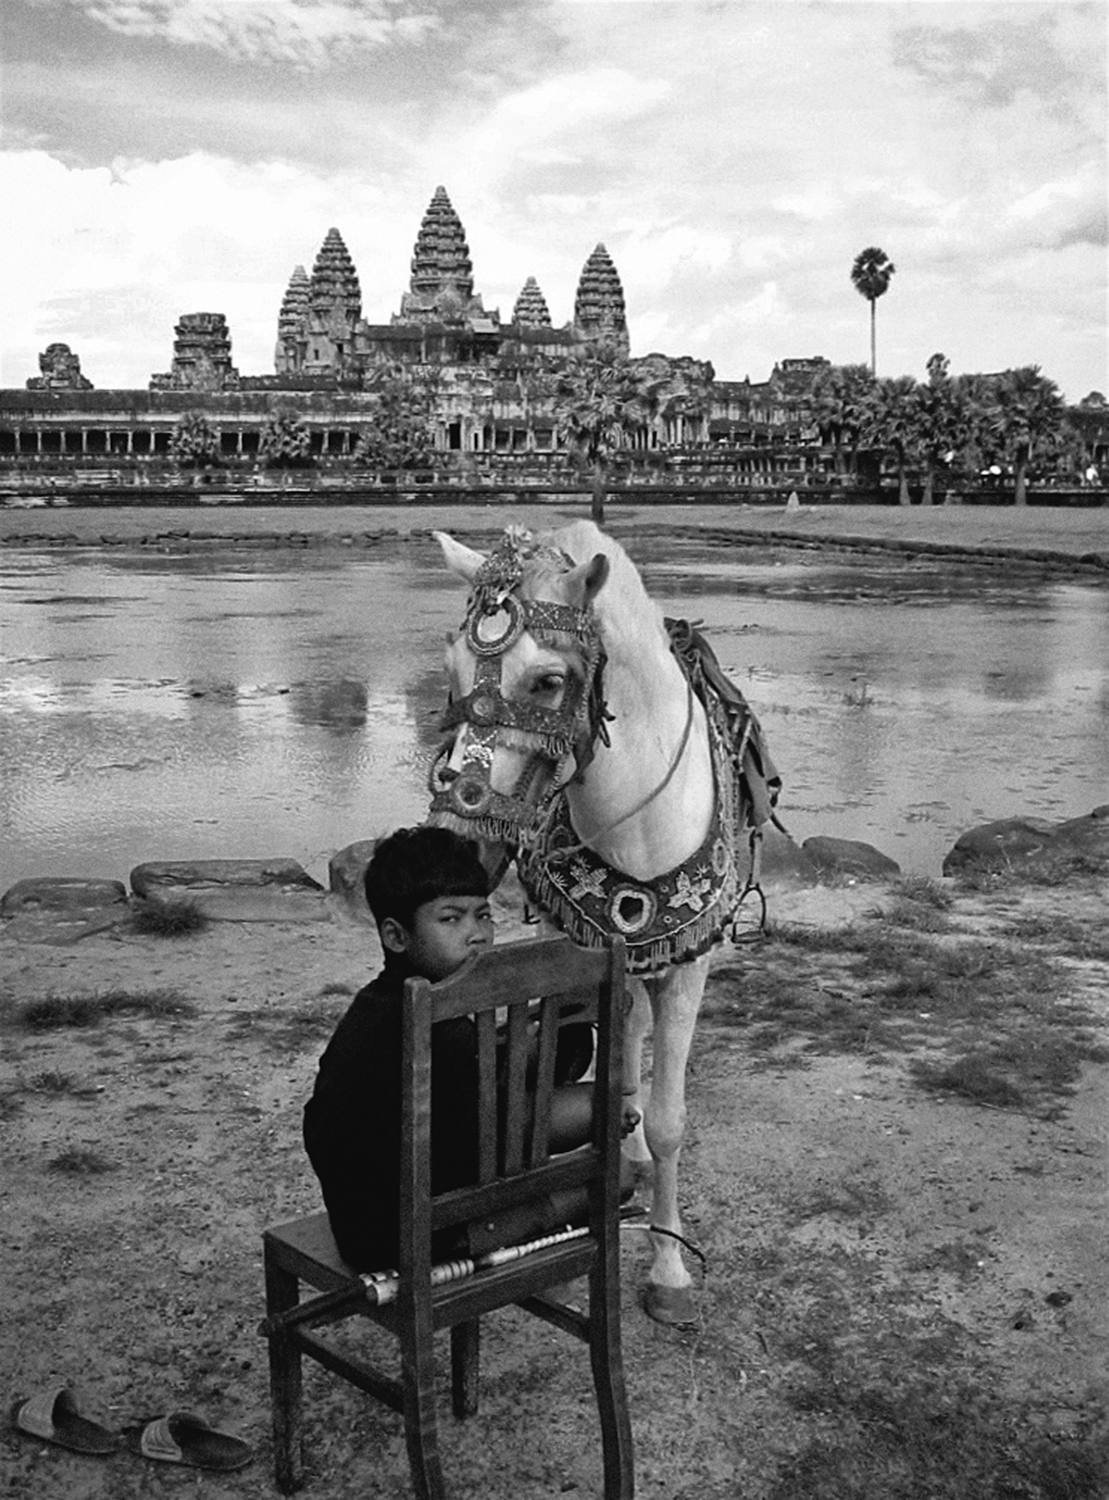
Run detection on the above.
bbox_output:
[169,412,221,472]
[553,345,645,524]
[810,363,876,478]
[356,368,438,470]
[259,412,312,472]
[861,375,919,504]
[985,366,1066,505]
[850,247,896,375]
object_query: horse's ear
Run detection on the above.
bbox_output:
[434,531,486,584]
[564,552,609,607]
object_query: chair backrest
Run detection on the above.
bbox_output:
[397,935,626,1285]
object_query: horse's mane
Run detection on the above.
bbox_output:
[537,521,671,681]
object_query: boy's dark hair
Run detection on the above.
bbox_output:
[364,826,490,930]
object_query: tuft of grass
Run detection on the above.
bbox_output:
[19,989,197,1030]
[29,1069,77,1093]
[906,1240,986,1278]
[885,897,952,933]
[893,876,954,910]
[223,1000,342,1054]
[318,980,356,998]
[47,1146,115,1175]
[130,900,209,937]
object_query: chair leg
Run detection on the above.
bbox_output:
[265,1256,304,1494]
[402,1323,447,1500]
[450,1320,480,1418]
[588,1259,634,1500]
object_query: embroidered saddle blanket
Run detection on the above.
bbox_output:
[518,619,781,974]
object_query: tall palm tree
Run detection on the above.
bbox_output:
[851,247,896,375]
[553,344,645,524]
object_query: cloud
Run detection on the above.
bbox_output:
[892,14,1092,116]
[54,0,441,66]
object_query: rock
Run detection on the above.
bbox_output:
[1,877,128,915]
[758,826,821,888]
[328,840,377,921]
[801,836,902,880]
[0,877,131,944]
[130,859,329,923]
[942,805,1109,876]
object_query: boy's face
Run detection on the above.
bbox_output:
[382,894,494,981]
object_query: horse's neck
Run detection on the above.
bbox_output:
[564,645,715,882]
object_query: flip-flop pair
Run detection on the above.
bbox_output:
[11,1387,252,1472]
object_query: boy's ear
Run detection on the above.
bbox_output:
[379,916,410,955]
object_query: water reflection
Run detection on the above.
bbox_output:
[1,532,1107,888]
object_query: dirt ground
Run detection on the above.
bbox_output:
[2,862,1106,1500]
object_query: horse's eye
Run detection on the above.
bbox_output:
[531,674,564,697]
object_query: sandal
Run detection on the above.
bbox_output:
[10,1386,120,1456]
[121,1411,252,1472]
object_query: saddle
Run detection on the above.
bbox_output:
[665,617,782,832]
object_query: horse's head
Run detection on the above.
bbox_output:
[427,526,610,867]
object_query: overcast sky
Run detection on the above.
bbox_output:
[1,0,1105,401]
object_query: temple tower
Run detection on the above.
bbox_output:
[302,228,362,375]
[274,265,310,374]
[573,243,629,356]
[511,276,552,329]
[395,186,488,327]
[150,313,240,391]
[27,343,93,391]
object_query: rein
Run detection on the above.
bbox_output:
[546,675,696,862]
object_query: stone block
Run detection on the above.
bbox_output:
[943,806,1109,876]
[328,840,377,921]
[130,859,329,922]
[0,877,131,944]
[802,836,901,880]
[1,877,128,915]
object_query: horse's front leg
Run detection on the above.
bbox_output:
[642,953,710,1326]
[621,977,652,1166]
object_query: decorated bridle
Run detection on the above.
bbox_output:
[428,532,609,846]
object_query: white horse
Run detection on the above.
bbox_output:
[427,521,775,1324]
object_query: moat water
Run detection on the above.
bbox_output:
[2,518,1108,892]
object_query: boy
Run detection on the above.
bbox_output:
[303,825,596,1273]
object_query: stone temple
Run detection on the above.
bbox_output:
[270,186,631,384]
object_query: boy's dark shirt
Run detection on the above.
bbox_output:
[303,952,479,1272]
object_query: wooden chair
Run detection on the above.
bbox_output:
[261,934,633,1498]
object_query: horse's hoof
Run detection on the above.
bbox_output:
[643,1282,698,1327]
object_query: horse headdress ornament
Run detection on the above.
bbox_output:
[429,528,610,848]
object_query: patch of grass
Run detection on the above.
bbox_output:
[893,876,954,911]
[130,900,209,936]
[786,1174,892,1227]
[318,980,356,997]
[0,1091,23,1122]
[707,910,1105,1114]
[224,1000,342,1054]
[771,1373,1109,1500]
[19,989,197,1030]
[885,897,952,933]
[47,1146,115,1175]
[28,1069,75,1093]
[906,1240,986,1278]
[997,913,1109,963]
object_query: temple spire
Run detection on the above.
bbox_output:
[512,276,552,329]
[573,242,628,355]
[396,186,487,326]
[309,228,361,321]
